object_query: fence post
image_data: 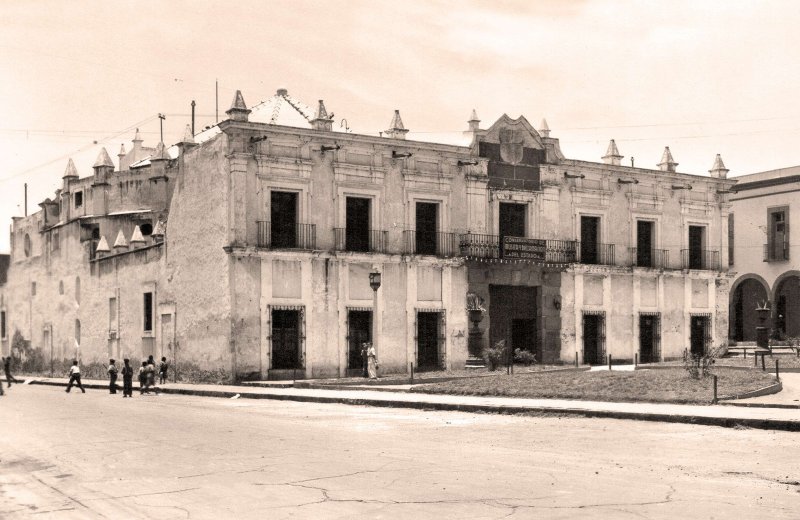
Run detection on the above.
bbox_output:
[575,351,578,367]
[635,353,638,368]
[608,354,612,371]
[761,354,766,372]
[712,375,718,404]
[410,362,414,385]
[775,359,780,382]
[754,352,758,367]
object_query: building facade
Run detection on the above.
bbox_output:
[0,88,735,381]
[728,167,800,342]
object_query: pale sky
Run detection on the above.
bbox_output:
[2,0,800,253]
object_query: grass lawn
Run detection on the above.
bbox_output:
[409,367,778,404]
[716,356,800,370]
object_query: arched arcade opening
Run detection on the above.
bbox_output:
[730,277,770,342]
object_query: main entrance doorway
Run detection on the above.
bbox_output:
[511,319,536,355]
[639,314,660,363]
[272,309,301,369]
[417,312,441,370]
[583,313,605,365]
[347,310,372,374]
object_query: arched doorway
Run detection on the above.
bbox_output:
[774,274,800,338]
[730,277,769,341]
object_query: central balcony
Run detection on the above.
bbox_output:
[681,249,720,270]
[403,231,460,258]
[576,242,615,266]
[257,221,316,250]
[334,228,388,253]
[629,247,670,269]
[458,234,578,263]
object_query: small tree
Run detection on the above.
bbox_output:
[483,340,507,371]
[682,345,725,379]
[514,348,537,366]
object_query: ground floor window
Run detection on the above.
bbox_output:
[639,313,661,363]
[689,314,712,356]
[582,311,606,365]
[416,310,445,371]
[270,306,305,370]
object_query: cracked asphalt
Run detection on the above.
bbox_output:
[1,385,798,519]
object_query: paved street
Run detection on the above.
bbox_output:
[1,386,798,519]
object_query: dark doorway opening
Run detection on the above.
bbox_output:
[347,310,372,372]
[346,197,370,252]
[639,314,660,363]
[415,202,438,255]
[690,315,709,356]
[272,310,301,369]
[688,226,704,269]
[583,313,605,365]
[637,221,654,267]
[511,319,536,354]
[731,279,769,341]
[417,312,441,370]
[769,209,787,260]
[499,203,526,238]
[271,191,298,248]
[580,216,600,264]
[775,276,800,337]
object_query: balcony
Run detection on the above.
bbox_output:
[334,228,388,253]
[256,221,316,250]
[577,242,615,266]
[458,234,578,263]
[404,231,460,257]
[763,242,790,262]
[629,247,670,269]
[681,249,720,270]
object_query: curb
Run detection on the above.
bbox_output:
[26,379,800,432]
[718,381,783,401]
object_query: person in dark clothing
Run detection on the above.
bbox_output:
[65,360,85,393]
[121,358,133,397]
[139,361,149,394]
[3,356,21,386]
[159,357,169,384]
[107,359,118,394]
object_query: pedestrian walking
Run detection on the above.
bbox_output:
[65,360,85,393]
[159,356,169,384]
[121,358,133,397]
[366,342,378,380]
[146,357,157,392]
[139,361,149,394]
[107,359,118,394]
[3,356,21,386]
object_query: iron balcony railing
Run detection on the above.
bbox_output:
[681,249,720,270]
[404,230,460,257]
[763,241,790,262]
[257,221,316,250]
[577,242,615,266]
[334,228,388,253]
[458,234,578,263]
[629,247,670,269]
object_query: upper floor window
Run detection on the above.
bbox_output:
[765,207,789,262]
[271,191,298,248]
[143,292,154,332]
[345,197,371,252]
[636,220,654,267]
[23,233,31,257]
[415,201,439,255]
[74,191,83,209]
[0,310,6,340]
[728,213,734,266]
[499,203,526,238]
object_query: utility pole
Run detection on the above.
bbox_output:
[158,113,166,142]
[24,183,27,216]
[191,100,196,135]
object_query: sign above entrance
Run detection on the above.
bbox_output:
[502,236,546,260]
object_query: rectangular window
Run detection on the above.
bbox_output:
[767,207,789,261]
[580,216,600,264]
[109,297,118,332]
[143,292,153,332]
[636,220,654,267]
[728,213,734,266]
[74,191,83,208]
[499,203,526,238]
[345,197,371,252]
[688,225,705,269]
[270,191,298,248]
[415,202,439,255]
[1,311,6,340]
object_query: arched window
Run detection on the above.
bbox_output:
[23,233,31,257]
[75,277,81,305]
[75,319,81,346]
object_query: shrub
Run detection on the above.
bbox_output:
[682,345,724,379]
[483,340,509,371]
[514,348,537,366]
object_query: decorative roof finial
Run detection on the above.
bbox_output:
[657,146,678,173]
[93,147,114,169]
[385,110,409,139]
[312,100,333,131]
[113,229,128,249]
[709,154,729,179]
[539,118,551,138]
[602,139,623,166]
[468,109,481,132]
[226,90,251,122]
[95,236,111,254]
[63,158,78,179]
[181,124,195,145]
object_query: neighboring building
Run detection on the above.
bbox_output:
[0,88,735,380]
[728,167,800,341]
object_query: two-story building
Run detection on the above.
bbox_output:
[0,87,735,382]
[728,167,800,342]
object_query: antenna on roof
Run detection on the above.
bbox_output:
[191,100,196,135]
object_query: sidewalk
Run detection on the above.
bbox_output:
[21,376,800,432]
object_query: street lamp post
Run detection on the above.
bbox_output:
[369,268,382,368]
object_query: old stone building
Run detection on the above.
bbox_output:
[728,167,800,342]
[0,88,735,381]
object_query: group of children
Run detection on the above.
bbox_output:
[65,356,169,396]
